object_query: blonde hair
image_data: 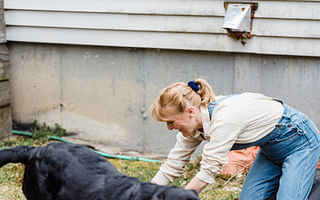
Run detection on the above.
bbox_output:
[151,78,215,121]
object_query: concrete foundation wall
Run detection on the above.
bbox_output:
[8,42,320,154]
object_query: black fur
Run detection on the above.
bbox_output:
[0,142,199,200]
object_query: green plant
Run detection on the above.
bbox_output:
[30,121,66,144]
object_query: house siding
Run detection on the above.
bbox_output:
[4,0,320,56]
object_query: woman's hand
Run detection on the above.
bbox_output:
[185,177,208,194]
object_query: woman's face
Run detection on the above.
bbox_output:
[163,106,202,137]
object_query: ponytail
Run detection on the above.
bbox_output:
[194,79,215,106]
[151,78,215,122]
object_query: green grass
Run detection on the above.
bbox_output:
[102,157,244,200]
[0,163,25,200]
[172,158,243,200]
[0,127,244,200]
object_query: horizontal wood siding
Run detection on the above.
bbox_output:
[4,0,320,56]
[0,0,10,139]
[0,0,5,43]
[0,80,9,106]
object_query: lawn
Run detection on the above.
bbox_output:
[0,126,244,200]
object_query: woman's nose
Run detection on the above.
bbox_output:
[167,122,174,130]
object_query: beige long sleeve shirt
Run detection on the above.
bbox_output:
[152,92,284,185]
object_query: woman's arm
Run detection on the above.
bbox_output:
[185,176,209,193]
[151,132,202,185]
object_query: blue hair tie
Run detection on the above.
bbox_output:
[188,81,200,92]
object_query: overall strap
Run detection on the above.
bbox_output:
[273,97,284,105]
[208,94,237,120]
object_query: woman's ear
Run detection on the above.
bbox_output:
[185,106,195,117]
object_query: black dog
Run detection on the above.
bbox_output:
[0,142,199,200]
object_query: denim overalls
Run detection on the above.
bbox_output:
[208,96,320,200]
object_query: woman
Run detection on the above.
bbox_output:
[151,78,320,200]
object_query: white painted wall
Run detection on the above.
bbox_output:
[4,0,320,56]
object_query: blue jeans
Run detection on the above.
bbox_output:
[234,103,320,200]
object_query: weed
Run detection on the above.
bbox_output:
[30,121,66,144]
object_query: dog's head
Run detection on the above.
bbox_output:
[152,186,200,200]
